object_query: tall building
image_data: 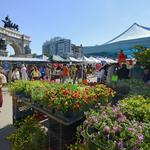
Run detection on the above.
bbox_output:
[42,37,71,58]
[71,44,82,58]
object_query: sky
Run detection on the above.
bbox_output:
[0,0,150,55]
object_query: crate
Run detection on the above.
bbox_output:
[48,116,85,150]
[13,95,33,120]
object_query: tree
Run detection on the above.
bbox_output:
[133,45,150,68]
[32,53,37,58]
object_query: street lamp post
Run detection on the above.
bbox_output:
[80,44,84,81]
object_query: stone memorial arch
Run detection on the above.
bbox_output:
[0,16,31,57]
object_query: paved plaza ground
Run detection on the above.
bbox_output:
[0,87,13,129]
[0,87,14,150]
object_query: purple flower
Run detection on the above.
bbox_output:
[116,141,124,149]
[101,111,108,117]
[136,140,141,145]
[104,126,110,134]
[133,146,138,150]
[117,114,126,122]
[138,126,143,131]
[113,126,121,133]
[116,112,126,122]
[113,106,120,112]
[137,133,144,141]
[128,128,136,134]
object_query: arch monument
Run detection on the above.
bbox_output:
[0,16,31,57]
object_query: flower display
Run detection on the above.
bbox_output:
[75,105,146,150]
[119,95,150,123]
[9,80,115,113]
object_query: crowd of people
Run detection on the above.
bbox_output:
[0,63,90,84]
[0,61,150,111]
[95,61,150,85]
[0,60,150,86]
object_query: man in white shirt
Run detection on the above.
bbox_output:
[21,64,28,80]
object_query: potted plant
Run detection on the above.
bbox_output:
[72,104,148,150]
[6,116,48,150]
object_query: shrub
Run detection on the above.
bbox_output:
[70,104,149,150]
[6,116,48,150]
[119,95,150,123]
[109,79,150,100]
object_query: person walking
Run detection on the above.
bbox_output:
[129,62,144,80]
[31,66,41,80]
[106,63,118,84]
[96,66,106,83]
[11,67,21,81]
[0,67,4,111]
[143,68,150,84]
[62,64,69,83]
[117,64,129,80]
[45,65,52,81]
[21,64,28,80]
[73,65,82,84]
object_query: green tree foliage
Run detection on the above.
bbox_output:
[32,53,37,58]
[134,45,150,68]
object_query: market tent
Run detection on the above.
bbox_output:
[0,56,49,62]
[97,57,107,64]
[106,23,150,44]
[96,57,117,64]
[89,56,101,63]
[83,23,150,57]
[52,55,66,62]
[78,56,95,64]
[69,57,81,62]
[36,54,49,60]
[103,58,117,64]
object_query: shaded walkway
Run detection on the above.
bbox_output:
[0,125,15,150]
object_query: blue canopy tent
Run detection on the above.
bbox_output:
[83,23,150,58]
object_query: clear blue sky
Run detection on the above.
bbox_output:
[0,0,150,54]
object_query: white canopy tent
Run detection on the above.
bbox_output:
[77,56,95,64]
[52,55,66,62]
[104,58,117,64]
[69,57,81,62]
[0,56,49,62]
[96,57,117,64]
[89,56,101,63]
